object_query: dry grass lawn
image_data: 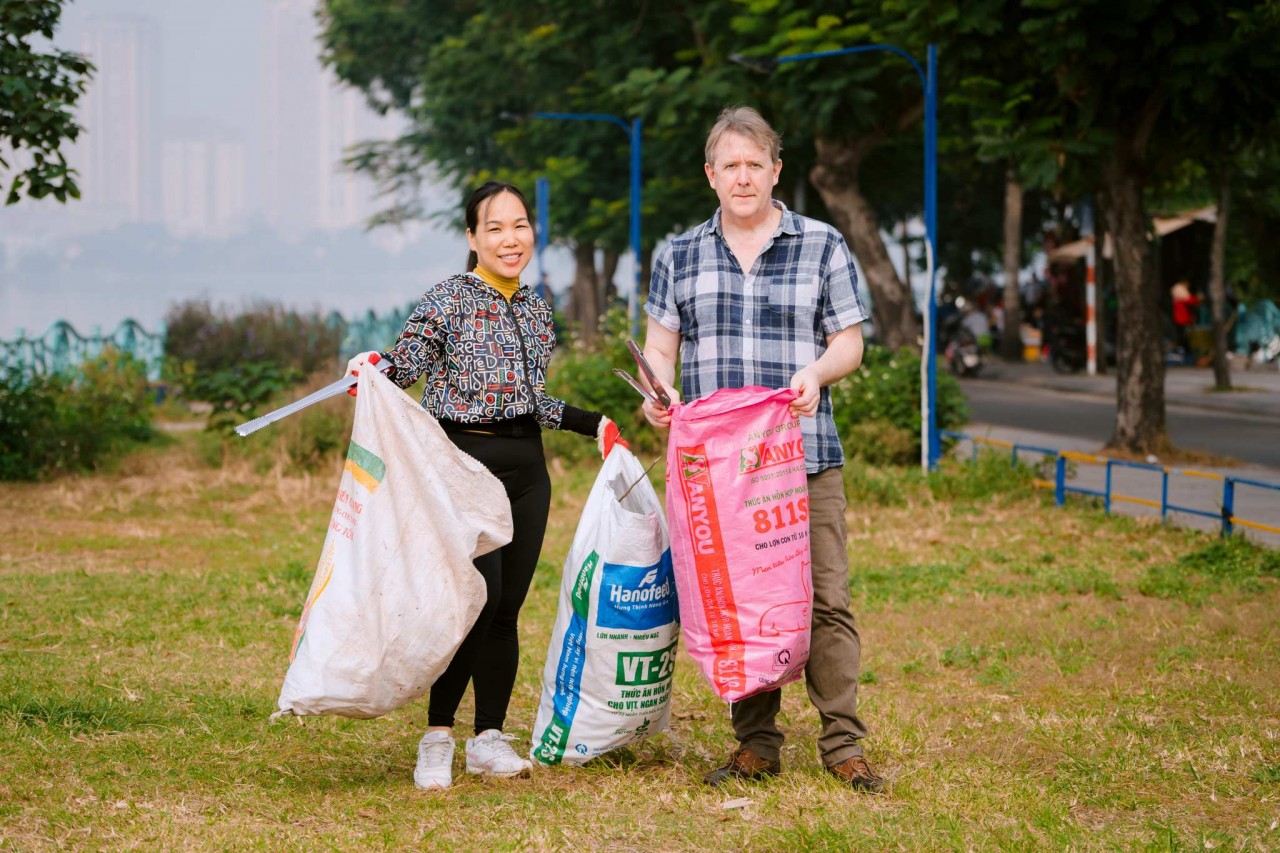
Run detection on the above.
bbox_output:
[1,434,1278,851]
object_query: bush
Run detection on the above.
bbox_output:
[927,451,1038,502]
[831,346,969,466]
[195,383,354,474]
[187,362,305,434]
[163,299,343,381]
[0,350,155,480]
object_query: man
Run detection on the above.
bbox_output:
[642,105,883,793]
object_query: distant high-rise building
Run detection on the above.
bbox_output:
[161,138,205,237]
[76,17,159,222]
[211,141,247,233]
[161,132,247,238]
[264,0,398,239]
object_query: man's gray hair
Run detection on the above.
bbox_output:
[704,105,782,166]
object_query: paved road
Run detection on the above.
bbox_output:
[962,378,1280,468]
[953,360,1280,548]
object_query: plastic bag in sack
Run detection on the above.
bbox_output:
[275,368,512,719]
[666,386,812,702]
[531,445,677,765]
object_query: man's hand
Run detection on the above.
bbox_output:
[641,379,680,429]
[640,319,681,429]
[788,366,821,418]
[345,351,381,397]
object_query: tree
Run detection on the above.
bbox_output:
[945,9,1066,364]
[1021,0,1280,454]
[720,2,931,352]
[319,0,735,344]
[1171,5,1280,391]
[1229,138,1280,305]
[718,0,1046,354]
[0,0,93,205]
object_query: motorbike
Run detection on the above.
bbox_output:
[1045,319,1087,374]
[940,310,983,377]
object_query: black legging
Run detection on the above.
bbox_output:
[426,428,551,734]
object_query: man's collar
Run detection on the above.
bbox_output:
[710,200,800,238]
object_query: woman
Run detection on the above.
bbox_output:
[345,181,622,790]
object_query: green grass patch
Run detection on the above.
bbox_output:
[1139,536,1280,603]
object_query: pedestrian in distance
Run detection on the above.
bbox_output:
[639,106,884,793]
[1171,279,1200,360]
[345,180,626,790]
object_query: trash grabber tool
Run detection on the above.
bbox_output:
[234,359,393,437]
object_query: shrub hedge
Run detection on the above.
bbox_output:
[163,299,342,380]
[0,350,155,480]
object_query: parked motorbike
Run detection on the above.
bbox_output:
[1046,320,1087,374]
[940,310,983,377]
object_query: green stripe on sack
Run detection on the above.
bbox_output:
[533,710,572,765]
[571,552,598,620]
[346,441,386,482]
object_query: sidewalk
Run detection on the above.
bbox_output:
[976,356,1280,420]
[956,356,1280,548]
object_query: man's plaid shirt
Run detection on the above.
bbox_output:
[645,201,868,474]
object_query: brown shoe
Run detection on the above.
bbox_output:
[702,747,781,787]
[826,755,885,793]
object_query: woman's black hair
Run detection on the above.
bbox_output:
[465,180,532,272]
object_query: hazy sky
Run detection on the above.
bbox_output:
[3,1,586,336]
[59,0,268,131]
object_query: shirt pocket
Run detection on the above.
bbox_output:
[767,274,821,320]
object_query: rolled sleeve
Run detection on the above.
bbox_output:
[820,235,869,337]
[645,244,682,333]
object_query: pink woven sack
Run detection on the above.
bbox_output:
[666,386,813,702]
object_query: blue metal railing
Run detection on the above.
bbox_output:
[1,320,167,381]
[3,302,418,382]
[942,429,1280,541]
[334,302,416,363]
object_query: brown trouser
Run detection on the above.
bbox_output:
[729,467,868,766]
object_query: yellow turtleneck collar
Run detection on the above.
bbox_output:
[472,265,521,301]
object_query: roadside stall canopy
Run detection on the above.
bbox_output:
[1046,206,1217,264]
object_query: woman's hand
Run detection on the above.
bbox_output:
[596,416,629,459]
[345,351,381,397]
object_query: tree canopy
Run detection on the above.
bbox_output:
[0,0,93,205]
[321,0,1280,453]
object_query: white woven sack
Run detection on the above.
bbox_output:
[530,446,676,765]
[276,368,512,719]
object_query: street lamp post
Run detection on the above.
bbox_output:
[536,175,550,292]
[732,44,940,470]
[531,112,643,337]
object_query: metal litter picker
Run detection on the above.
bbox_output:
[234,360,393,437]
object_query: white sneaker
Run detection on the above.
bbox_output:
[414,731,455,790]
[465,729,532,778]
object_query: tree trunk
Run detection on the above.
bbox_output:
[1209,169,1232,390]
[601,250,620,312]
[999,165,1024,362]
[810,134,921,352]
[1094,212,1110,377]
[571,241,599,347]
[1099,153,1167,455]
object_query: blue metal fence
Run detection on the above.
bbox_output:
[2,302,417,382]
[334,302,416,363]
[942,429,1280,542]
[1,320,167,381]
